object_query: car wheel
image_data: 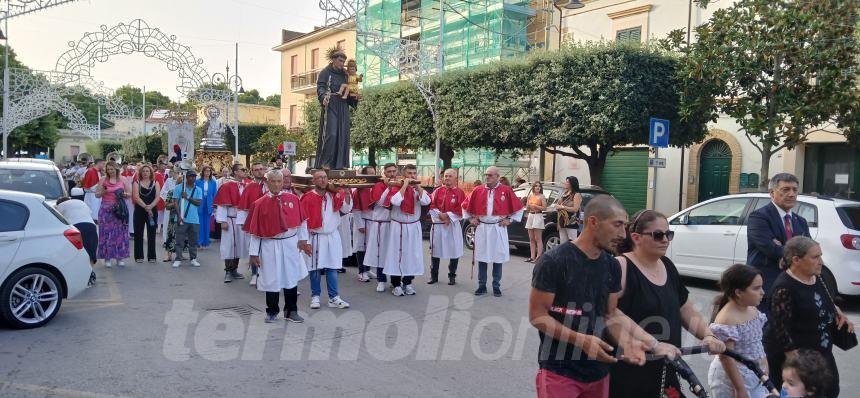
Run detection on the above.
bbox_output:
[821,266,840,301]
[543,231,561,253]
[0,267,64,329]
[464,223,476,250]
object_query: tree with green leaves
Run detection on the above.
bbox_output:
[674,0,860,186]
[0,45,63,156]
[252,125,316,163]
[262,94,281,108]
[238,89,262,105]
[114,85,172,118]
[351,82,435,165]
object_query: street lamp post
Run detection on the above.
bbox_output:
[2,3,10,159]
[212,43,244,160]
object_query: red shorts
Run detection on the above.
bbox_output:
[535,369,609,398]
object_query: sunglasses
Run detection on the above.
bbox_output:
[637,230,675,241]
[336,55,347,60]
[239,168,247,172]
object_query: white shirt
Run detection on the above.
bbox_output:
[57,199,95,225]
[771,201,792,221]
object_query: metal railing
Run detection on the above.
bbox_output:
[290,68,322,91]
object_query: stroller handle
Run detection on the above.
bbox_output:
[641,345,781,398]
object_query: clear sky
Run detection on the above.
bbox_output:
[7,0,327,103]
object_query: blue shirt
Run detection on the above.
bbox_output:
[173,184,203,224]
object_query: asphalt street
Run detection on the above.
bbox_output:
[1,236,858,398]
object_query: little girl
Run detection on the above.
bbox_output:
[708,264,770,398]
[781,349,833,398]
[337,59,362,99]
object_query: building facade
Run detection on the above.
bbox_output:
[273,21,357,132]
[549,0,858,216]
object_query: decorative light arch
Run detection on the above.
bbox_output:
[2,18,233,143]
[55,19,211,95]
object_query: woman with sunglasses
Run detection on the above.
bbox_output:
[524,182,547,262]
[608,209,726,398]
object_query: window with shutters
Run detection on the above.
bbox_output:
[615,27,642,43]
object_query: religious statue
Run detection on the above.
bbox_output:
[314,47,359,170]
[201,105,227,151]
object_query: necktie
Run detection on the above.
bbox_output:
[784,214,793,240]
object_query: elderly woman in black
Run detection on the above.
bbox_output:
[609,209,725,398]
[765,236,854,397]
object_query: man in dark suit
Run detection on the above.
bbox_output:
[747,173,810,311]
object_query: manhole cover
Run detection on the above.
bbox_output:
[204,304,261,318]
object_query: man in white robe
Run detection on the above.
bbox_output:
[352,165,376,282]
[462,166,525,297]
[381,164,430,296]
[428,168,466,285]
[247,170,309,323]
[300,169,352,310]
[363,163,398,292]
[214,164,251,283]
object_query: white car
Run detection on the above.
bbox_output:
[668,193,860,296]
[0,158,67,206]
[0,190,92,328]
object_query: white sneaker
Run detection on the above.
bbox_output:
[117,260,127,267]
[310,296,321,309]
[249,274,258,287]
[172,260,181,268]
[104,260,112,268]
[376,282,386,293]
[404,285,416,296]
[357,273,369,282]
[392,286,405,296]
[328,296,350,308]
[190,259,201,267]
[366,270,377,279]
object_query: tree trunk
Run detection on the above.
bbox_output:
[587,157,604,187]
[368,147,376,167]
[440,143,454,170]
[759,145,772,190]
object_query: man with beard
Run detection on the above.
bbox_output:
[363,163,398,292]
[381,164,430,296]
[215,163,252,283]
[428,168,466,285]
[529,195,681,398]
[300,169,352,310]
[239,162,269,286]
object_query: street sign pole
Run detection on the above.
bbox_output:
[652,147,659,210]
[649,118,670,211]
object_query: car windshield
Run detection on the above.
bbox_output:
[836,205,860,230]
[0,169,64,200]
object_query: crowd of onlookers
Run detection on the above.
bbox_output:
[529,173,855,398]
[57,158,234,269]
[53,159,855,397]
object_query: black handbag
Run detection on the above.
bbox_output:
[820,277,858,350]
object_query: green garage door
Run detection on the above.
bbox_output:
[601,149,648,215]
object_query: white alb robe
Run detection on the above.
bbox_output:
[249,225,309,292]
[429,206,464,260]
[362,188,391,268]
[338,211,353,258]
[382,190,430,277]
[216,205,249,259]
[84,190,101,221]
[463,187,524,264]
[304,192,353,270]
[352,209,369,253]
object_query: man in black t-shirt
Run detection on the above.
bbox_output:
[529,196,680,398]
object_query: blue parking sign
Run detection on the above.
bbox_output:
[649,118,670,148]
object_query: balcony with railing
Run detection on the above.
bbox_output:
[291,68,322,94]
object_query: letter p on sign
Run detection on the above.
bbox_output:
[649,118,670,148]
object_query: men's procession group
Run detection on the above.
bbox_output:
[212,162,524,323]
